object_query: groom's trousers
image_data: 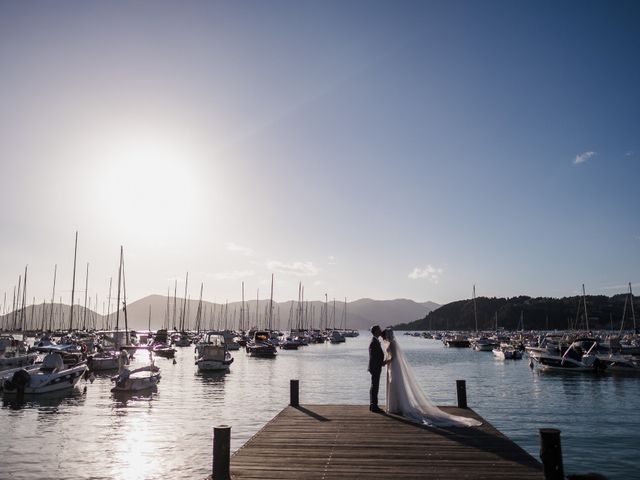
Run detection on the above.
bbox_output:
[370,368,382,408]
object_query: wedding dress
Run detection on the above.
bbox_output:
[385,332,481,427]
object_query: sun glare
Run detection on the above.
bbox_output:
[94,128,207,241]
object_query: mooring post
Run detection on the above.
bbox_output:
[539,428,564,480]
[212,425,231,480]
[456,379,467,408]
[290,379,299,407]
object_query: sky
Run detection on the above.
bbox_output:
[0,0,638,310]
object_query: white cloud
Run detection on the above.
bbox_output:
[573,151,596,164]
[408,265,443,283]
[266,260,320,276]
[625,151,634,157]
[225,242,254,256]
[210,270,255,280]
[327,255,336,265]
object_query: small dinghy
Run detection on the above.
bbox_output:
[111,356,160,392]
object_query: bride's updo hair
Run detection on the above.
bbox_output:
[384,327,394,341]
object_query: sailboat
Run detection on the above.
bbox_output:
[109,246,161,391]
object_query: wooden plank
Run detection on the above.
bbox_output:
[227,405,543,480]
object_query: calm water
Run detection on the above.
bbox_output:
[2,334,639,479]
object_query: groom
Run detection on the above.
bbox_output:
[368,325,384,412]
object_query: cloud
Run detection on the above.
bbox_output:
[226,242,254,256]
[210,270,255,280]
[408,265,443,283]
[573,151,596,164]
[266,260,320,276]
[625,151,634,157]
[327,255,336,265]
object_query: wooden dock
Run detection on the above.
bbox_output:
[226,404,543,479]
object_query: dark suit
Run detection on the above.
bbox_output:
[368,336,384,409]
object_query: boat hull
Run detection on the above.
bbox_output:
[2,364,87,395]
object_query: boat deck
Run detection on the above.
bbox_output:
[226,404,543,479]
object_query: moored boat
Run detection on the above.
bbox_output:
[195,333,233,372]
[246,331,277,358]
[1,353,87,395]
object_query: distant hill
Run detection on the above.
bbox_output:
[392,294,638,331]
[0,296,439,332]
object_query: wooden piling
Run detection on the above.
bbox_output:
[290,379,299,407]
[212,425,231,480]
[539,428,564,480]
[456,379,467,408]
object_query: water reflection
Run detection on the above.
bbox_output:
[2,386,86,412]
[111,387,158,408]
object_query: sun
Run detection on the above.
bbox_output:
[93,126,206,240]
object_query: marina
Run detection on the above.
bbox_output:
[0,331,638,479]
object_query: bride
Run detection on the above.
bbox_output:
[382,328,481,427]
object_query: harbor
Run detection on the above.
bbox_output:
[1,331,638,479]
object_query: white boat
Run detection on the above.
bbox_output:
[472,337,498,351]
[87,349,129,372]
[111,364,160,392]
[1,353,87,395]
[492,343,523,360]
[195,333,233,372]
[529,339,605,372]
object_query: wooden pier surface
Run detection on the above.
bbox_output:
[228,404,543,479]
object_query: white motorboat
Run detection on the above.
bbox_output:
[111,364,160,392]
[529,339,605,372]
[1,353,87,395]
[492,343,523,360]
[472,337,498,352]
[195,333,234,372]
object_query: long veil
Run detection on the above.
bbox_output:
[386,338,481,427]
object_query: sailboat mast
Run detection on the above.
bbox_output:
[106,277,112,331]
[170,279,176,330]
[473,285,477,332]
[20,265,27,331]
[181,272,188,331]
[121,248,129,344]
[196,282,203,333]
[83,263,89,330]
[582,284,590,331]
[115,246,123,335]
[630,282,636,332]
[241,281,245,332]
[69,231,78,331]
[333,298,336,330]
[269,274,274,331]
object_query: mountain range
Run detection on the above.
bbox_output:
[0,296,439,332]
